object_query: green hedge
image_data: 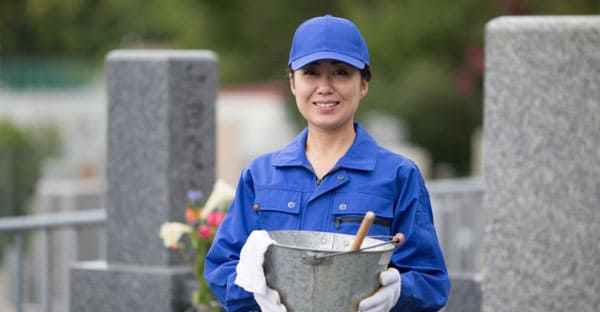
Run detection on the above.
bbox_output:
[0,119,61,260]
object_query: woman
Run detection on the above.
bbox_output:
[205,15,450,311]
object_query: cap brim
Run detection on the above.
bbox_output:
[289,51,366,71]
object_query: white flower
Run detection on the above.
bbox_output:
[199,179,236,219]
[159,222,192,247]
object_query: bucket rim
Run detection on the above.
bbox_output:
[266,230,395,253]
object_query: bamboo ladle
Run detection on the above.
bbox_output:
[350,211,376,251]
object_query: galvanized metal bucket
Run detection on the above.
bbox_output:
[264,231,395,312]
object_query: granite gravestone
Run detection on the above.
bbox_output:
[70,50,218,311]
[483,16,600,311]
[429,178,483,312]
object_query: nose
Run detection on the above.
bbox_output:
[316,75,334,95]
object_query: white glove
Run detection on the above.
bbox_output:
[254,285,287,312]
[234,230,287,312]
[358,268,401,312]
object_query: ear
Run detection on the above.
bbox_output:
[289,74,297,95]
[360,80,369,98]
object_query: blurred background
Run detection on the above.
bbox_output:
[0,0,598,310]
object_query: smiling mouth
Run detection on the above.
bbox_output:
[314,102,339,108]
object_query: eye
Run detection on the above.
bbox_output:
[334,69,349,76]
[302,68,318,76]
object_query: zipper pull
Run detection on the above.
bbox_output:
[335,217,341,229]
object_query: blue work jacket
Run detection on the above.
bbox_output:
[205,123,450,311]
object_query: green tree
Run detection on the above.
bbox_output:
[1,0,597,175]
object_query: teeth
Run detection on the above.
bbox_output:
[315,102,337,108]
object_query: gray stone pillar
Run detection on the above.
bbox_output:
[443,273,482,312]
[70,50,218,311]
[483,17,600,311]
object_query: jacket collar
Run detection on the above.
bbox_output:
[273,123,378,172]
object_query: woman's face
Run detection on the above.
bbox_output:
[290,60,368,132]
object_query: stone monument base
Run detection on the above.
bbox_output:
[70,261,195,312]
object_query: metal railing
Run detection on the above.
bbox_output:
[0,177,483,311]
[0,209,106,312]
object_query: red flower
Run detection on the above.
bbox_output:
[465,44,484,74]
[454,68,475,97]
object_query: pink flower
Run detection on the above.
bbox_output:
[207,211,226,227]
[197,224,212,239]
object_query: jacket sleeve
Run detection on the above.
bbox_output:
[390,165,450,311]
[204,169,261,311]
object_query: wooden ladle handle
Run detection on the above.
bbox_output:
[350,211,375,251]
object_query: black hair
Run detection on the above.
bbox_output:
[360,66,372,82]
[287,65,372,82]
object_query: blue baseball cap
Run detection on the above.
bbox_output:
[288,15,370,71]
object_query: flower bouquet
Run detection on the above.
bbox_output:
[159,179,235,310]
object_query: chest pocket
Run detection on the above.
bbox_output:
[331,192,394,236]
[254,189,302,231]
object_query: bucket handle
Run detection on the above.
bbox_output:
[303,236,401,263]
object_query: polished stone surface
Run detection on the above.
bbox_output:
[483,16,600,311]
[104,50,217,265]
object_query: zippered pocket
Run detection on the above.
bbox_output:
[330,192,394,235]
[333,216,392,229]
